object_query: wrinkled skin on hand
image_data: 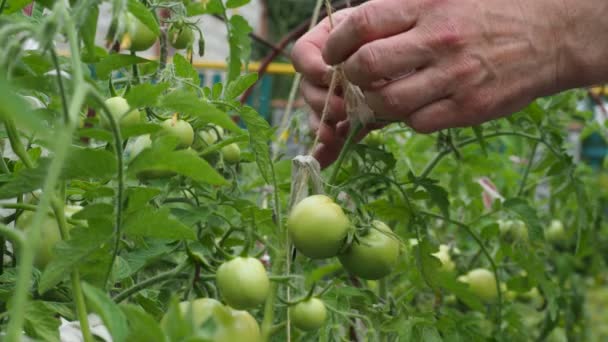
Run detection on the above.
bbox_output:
[292,0,608,167]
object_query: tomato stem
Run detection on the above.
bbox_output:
[328,123,364,186]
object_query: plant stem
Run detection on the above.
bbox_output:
[328,123,363,185]
[87,90,125,290]
[415,131,554,190]
[517,141,539,196]
[6,4,92,340]
[261,160,286,341]
[50,49,70,124]
[113,262,190,303]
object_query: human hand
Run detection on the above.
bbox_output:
[292,0,608,166]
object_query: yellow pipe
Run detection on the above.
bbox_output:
[191,60,295,75]
[591,86,608,97]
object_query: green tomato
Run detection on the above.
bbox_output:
[287,195,350,259]
[338,220,400,279]
[216,257,270,310]
[168,24,194,50]
[431,244,455,272]
[365,130,384,147]
[202,125,225,145]
[17,205,82,269]
[545,219,567,244]
[163,298,261,342]
[125,13,157,51]
[221,143,241,165]
[459,268,498,302]
[104,96,141,128]
[498,219,528,242]
[161,118,194,149]
[291,298,327,331]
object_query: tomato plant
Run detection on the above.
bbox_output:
[0,0,606,341]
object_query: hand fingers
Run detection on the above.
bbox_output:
[313,142,343,169]
[292,9,353,86]
[322,0,418,65]
[405,98,472,133]
[364,67,453,121]
[343,29,434,89]
[308,110,340,146]
[301,80,347,123]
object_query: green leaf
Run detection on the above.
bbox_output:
[125,186,161,214]
[418,179,450,218]
[82,283,129,342]
[23,301,61,342]
[0,162,47,199]
[123,242,173,278]
[39,223,113,293]
[173,54,200,86]
[471,126,488,156]
[0,77,46,133]
[81,5,99,58]
[158,90,241,133]
[121,123,162,139]
[64,147,117,180]
[72,203,114,220]
[123,206,196,240]
[96,54,151,80]
[226,15,252,82]
[78,128,114,142]
[4,0,31,14]
[503,198,543,242]
[128,143,227,185]
[224,73,257,100]
[121,305,167,342]
[239,106,273,184]
[125,83,170,108]
[226,0,250,8]
[127,0,160,35]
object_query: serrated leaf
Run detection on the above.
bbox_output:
[127,0,160,35]
[224,73,257,100]
[173,54,200,86]
[121,123,162,139]
[64,147,117,180]
[81,5,99,58]
[39,223,113,293]
[82,282,129,342]
[239,106,272,184]
[128,144,227,186]
[72,203,114,220]
[0,161,47,199]
[123,206,196,240]
[419,180,450,218]
[125,83,170,108]
[23,301,60,342]
[226,15,252,82]
[96,54,151,80]
[123,242,173,278]
[158,90,241,133]
[121,305,167,342]
[125,186,161,213]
